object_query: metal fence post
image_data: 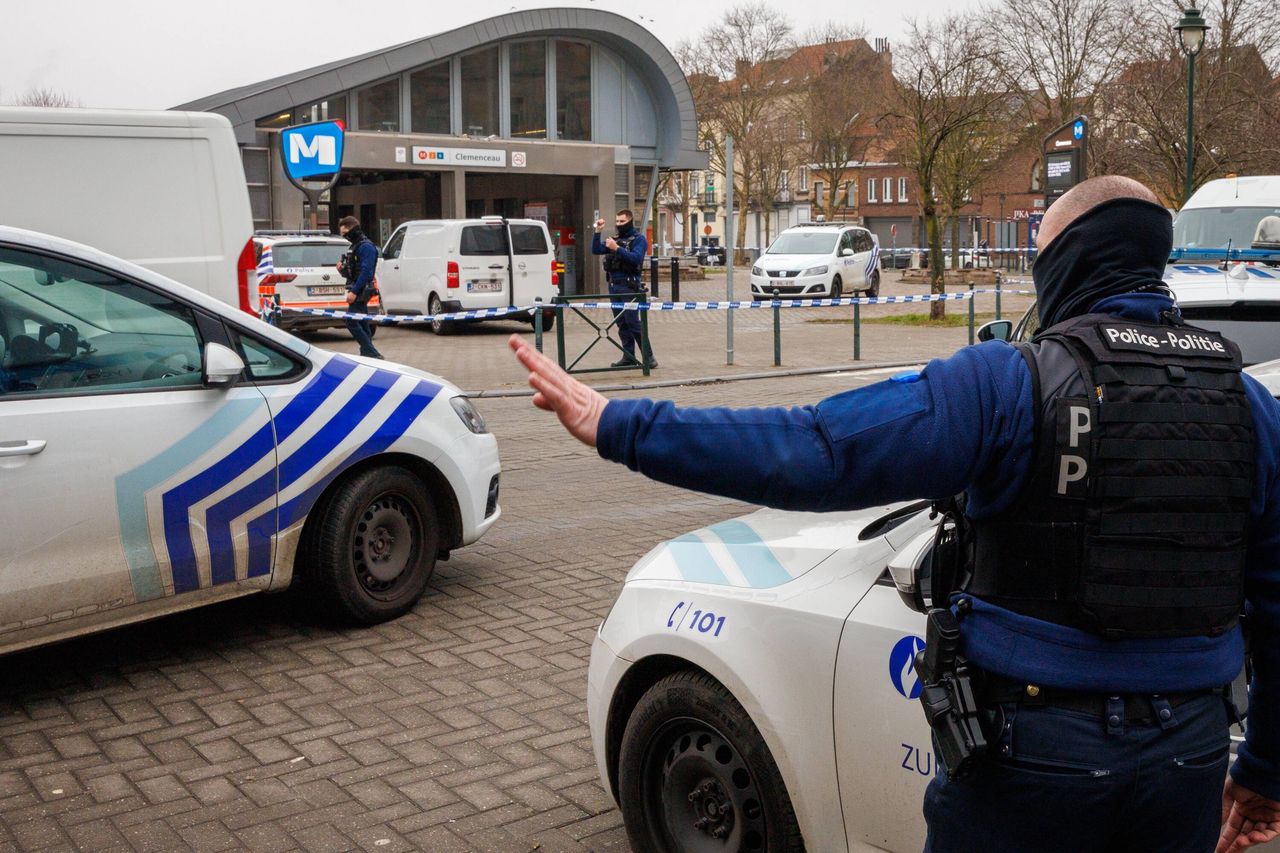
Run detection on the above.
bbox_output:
[968,293,976,346]
[533,297,544,352]
[640,292,651,377]
[995,272,1002,320]
[555,297,567,369]
[670,257,680,302]
[772,289,781,366]
[650,256,660,299]
[854,299,861,361]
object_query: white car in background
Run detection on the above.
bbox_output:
[588,354,1278,853]
[0,225,500,653]
[750,224,881,302]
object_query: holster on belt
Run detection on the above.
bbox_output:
[915,608,988,779]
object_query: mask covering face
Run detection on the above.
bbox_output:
[345,227,365,245]
[1032,198,1173,330]
[616,219,634,237]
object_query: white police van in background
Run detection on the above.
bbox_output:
[750,223,881,301]
[0,107,259,315]
[253,231,381,332]
[0,225,500,653]
[376,218,559,335]
[589,354,1280,853]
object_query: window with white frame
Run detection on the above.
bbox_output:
[813,180,825,204]
[847,182,857,206]
[799,166,809,191]
[781,170,790,192]
[883,177,892,203]
[898,177,908,202]
[867,178,878,203]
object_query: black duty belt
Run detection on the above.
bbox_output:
[980,674,1221,723]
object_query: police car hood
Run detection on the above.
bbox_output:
[756,253,831,272]
[335,351,464,397]
[624,503,923,590]
[1165,261,1280,305]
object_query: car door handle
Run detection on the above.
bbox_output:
[0,440,46,457]
[488,264,506,270]
[393,264,400,269]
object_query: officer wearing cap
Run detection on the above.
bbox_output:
[511,175,1280,852]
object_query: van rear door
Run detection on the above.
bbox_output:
[457,223,510,310]
[508,222,558,307]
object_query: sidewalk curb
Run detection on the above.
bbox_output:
[465,359,926,398]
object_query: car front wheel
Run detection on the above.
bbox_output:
[300,465,439,625]
[618,671,804,853]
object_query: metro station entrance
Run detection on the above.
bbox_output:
[332,171,445,246]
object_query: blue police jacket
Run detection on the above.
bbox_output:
[592,229,648,280]
[595,290,1280,799]
[348,238,379,298]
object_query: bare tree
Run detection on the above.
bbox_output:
[989,0,1126,128]
[678,2,793,263]
[889,14,1005,318]
[935,113,1017,269]
[1093,0,1280,205]
[5,87,80,108]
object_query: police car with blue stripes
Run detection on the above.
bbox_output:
[0,225,500,651]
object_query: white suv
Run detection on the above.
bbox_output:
[0,225,500,653]
[254,231,381,332]
[751,223,881,301]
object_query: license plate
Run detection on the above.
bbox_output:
[307,285,346,296]
[467,280,503,293]
[770,279,788,287]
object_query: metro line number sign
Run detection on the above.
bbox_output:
[411,146,507,168]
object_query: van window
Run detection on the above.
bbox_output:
[460,225,509,256]
[510,224,550,255]
[270,243,347,268]
[1174,206,1280,248]
[382,228,407,261]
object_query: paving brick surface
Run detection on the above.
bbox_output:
[0,295,983,850]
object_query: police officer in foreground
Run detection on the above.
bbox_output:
[511,176,1280,852]
[336,215,383,360]
[593,209,657,369]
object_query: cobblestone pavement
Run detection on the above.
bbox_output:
[0,284,974,851]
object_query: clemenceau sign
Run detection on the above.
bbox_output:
[411,146,507,168]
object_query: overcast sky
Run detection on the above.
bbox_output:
[2,0,974,110]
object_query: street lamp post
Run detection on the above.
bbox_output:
[1175,6,1209,202]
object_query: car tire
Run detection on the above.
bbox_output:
[866,270,881,298]
[618,671,804,853]
[299,465,439,625]
[429,294,454,336]
[830,276,842,300]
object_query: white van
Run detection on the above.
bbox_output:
[377,218,559,334]
[1173,175,1280,249]
[0,107,256,313]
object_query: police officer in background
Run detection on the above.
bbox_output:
[593,209,657,369]
[511,176,1280,852]
[337,215,383,360]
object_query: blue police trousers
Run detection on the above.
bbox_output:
[923,692,1230,852]
[608,281,651,360]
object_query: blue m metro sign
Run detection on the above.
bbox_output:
[280,120,345,182]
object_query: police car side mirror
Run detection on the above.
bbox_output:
[888,528,938,613]
[977,319,1012,342]
[203,342,245,388]
[840,248,854,257]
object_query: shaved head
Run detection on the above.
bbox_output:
[1037,176,1161,250]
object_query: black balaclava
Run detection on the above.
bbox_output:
[1033,197,1173,329]
[345,227,366,245]
[616,217,635,237]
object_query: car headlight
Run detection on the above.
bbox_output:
[751,266,764,277]
[450,396,489,434]
[802,265,829,276]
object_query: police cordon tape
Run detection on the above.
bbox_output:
[275,288,1036,324]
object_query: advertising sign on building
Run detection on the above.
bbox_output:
[411,146,507,168]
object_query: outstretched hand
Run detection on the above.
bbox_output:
[508,335,607,447]
[1219,777,1280,852]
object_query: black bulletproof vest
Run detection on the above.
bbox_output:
[603,231,642,278]
[968,313,1254,639]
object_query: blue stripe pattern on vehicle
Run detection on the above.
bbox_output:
[243,378,441,576]
[667,534,730,585]
[161,358,357,593]
[114,398,266,602]
[706,520,793,587]
[202,367,398,586]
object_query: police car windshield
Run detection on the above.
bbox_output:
[270,243,347,268]
[767,233,839,255]
[1173,206,1280,249]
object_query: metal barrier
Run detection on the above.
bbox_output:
[551,292,653,376]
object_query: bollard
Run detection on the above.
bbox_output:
[995,272,1002,320]
[854,300,861,361]
[533,297,544,353]
[670,257,680,302]
[772,289,781,366]
[639,292,651,377]
[968,294,976,346]
[650,256,660,298]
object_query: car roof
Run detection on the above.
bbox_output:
[1182,176,1280,210]
[255,234,346,245]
